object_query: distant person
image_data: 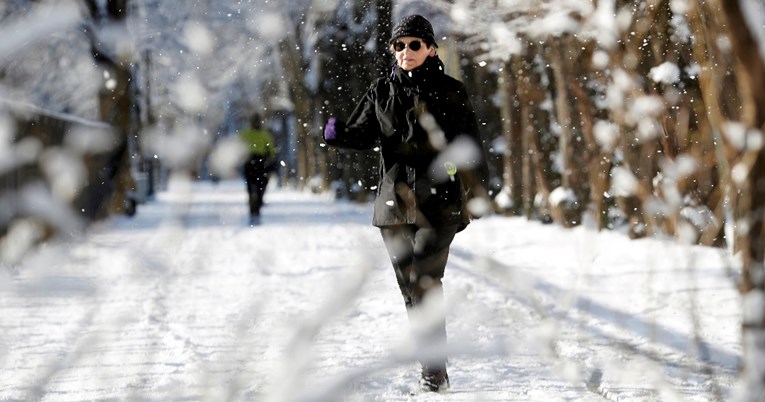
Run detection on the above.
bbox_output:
[322,14,489,393]
[240,115,276,226]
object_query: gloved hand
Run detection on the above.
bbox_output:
[323,117,342,142]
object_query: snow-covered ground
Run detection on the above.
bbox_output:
[0,178,741,401]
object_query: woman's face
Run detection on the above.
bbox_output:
[392,36,436,71]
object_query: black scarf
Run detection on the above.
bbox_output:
[391,55,445,92]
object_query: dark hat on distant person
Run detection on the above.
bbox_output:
[389,14,437,47]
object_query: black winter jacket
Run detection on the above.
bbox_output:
[325,56,488,230]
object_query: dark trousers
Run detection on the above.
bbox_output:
[243,155,270,217]
[380,224,459,374]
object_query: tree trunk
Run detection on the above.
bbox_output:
[81,0,134,219]
[515,43,555,222]
[499,59,523,215]
[548,35,585,227]
[375,0,393,76]
[568,50,608,230]
[716,0,765,398]
[279,33,313,189]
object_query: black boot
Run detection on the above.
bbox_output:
[420,367,449,392]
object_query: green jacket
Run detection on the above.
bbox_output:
[239,128,276,159]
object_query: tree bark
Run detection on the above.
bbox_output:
[499,59,523,215]
[515,43,555,221]
[279,33,313,188]
[375,0,393,76]
[548,35,586,226]
[715,0,765,398]
[81,0,134,219]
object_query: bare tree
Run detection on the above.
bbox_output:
[713,0,765,399]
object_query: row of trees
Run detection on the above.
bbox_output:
[478,1,765,399]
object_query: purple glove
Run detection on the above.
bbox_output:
[324,117,338,141]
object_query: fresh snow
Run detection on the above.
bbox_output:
[0,178,741,401]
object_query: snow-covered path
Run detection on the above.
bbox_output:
[0,179,741,401]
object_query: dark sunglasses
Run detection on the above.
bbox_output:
[393,40,423,52]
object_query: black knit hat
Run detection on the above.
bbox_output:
[389,15,437,47]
